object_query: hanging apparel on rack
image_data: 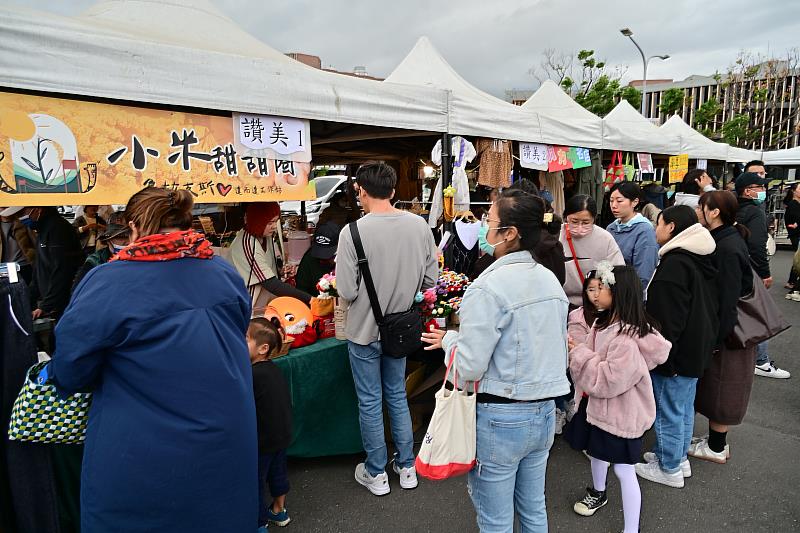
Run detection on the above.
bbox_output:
[0,277,63,533]
[475,138,513,189]
[541,170,566,217]
[450,218,481,275]
[575,150,604,205]
[429,136,476,228]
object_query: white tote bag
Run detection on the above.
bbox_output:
[415,347,477,480]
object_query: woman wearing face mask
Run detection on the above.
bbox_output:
[606,182,660,292]
[691,191,755,464]
[71,211,132,292]
[422,189,570,532]
[674,169,716,209]
[636,205,719,489]
[561,195,625,308]
[229,202,312,310]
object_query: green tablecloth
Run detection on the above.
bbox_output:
[273,337,363,458]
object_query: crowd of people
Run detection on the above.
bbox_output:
[0,157,792,533]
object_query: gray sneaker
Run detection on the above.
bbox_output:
[354,463,390,496]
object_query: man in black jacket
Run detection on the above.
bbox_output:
[735,167,790,379]
[19,207,83,321]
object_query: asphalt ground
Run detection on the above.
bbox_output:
[284,250,800,533]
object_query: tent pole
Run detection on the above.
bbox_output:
[441,133,453,268]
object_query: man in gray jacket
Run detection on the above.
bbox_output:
[336,162,438,496]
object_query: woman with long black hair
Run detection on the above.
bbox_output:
[782,183,800,294]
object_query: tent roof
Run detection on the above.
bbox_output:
[762,146,800,165]
[602,100,680,154]
[385,37,544,142]
[0,1,449,134]
[727,145,762,164]
[521,81,604,149]
[660,115,729,160]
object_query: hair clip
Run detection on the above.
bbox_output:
[543,213,554,223]
[594,261,616,286]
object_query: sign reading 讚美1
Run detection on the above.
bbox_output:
[0,91,316,206]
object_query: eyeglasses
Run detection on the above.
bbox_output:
[480,214,510,231]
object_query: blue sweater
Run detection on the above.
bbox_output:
[52,256,257,533]
[607,214,660,289]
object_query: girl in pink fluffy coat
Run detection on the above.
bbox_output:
[565,263,671,533]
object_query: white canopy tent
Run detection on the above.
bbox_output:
[0,0,449,135]
[602,100,680,155]
[762,147,800,165]
[660,115,730,161]
[385,37,546,143]
[521,81,604,149]
[727,146,762,164]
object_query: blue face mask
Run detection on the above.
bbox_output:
[477,224,507,256]
[18,214,36,229]
[753,191,767,205]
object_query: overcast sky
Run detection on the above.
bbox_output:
[5,0,799,97]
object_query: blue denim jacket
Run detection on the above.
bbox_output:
[442,251,570,400]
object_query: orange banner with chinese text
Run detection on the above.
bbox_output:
[0,91,315,206]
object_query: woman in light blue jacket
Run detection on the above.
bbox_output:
[423,189,570,533]
[606,182,660,290]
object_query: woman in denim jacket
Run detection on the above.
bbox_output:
[423,189,570,533]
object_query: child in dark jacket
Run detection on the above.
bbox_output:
[248,318,293,532]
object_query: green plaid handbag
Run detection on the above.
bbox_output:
[8,361,92,444]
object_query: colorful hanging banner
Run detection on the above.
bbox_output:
[547,145,573,172]
[668,154,689,183]
[568,147,592,169]
[0,91,315,206]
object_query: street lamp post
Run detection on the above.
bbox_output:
[620,28,669,118]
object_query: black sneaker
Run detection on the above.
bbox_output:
[573,487,608,516]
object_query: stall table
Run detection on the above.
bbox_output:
[273,337,363,457]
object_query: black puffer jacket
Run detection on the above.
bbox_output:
[30,209,83,318]
[736,198,770,279]
[710,225,753,346]
[647,224,720,378]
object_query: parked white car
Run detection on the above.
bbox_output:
[280,175,352,227]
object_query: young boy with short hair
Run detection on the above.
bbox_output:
[248,318,293,532]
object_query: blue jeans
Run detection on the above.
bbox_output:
[348,341,414,477]
[756,341,769,366]
[651,373,698,474]
[468,401,555,533]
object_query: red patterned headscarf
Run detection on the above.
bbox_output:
[244,202,281,236]
[110,229,213,262]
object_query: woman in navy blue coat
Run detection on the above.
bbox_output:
[51,188,257,533]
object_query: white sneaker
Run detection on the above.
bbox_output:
[554,409,567,435]
[687,438,727,464]
[392,461,418,490]
[354,463,390,496]
[791,292,800,302]
[642,451,691,478]
[755,361,791,379]
[690,435,730,459]
[635,461,685,488]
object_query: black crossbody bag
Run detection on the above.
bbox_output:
[349,221,423,359]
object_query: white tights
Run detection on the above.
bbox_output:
[591,457,640,533]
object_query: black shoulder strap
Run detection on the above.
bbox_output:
[349,221,384,325]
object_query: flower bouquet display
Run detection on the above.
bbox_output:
[418,269,470,329]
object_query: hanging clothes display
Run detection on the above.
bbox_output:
[575,150,604,204]
[451,218,481,275]
[475,138,513,189]
[429,136,476,228]
[540,170,566,217]
[0,277,63,533]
